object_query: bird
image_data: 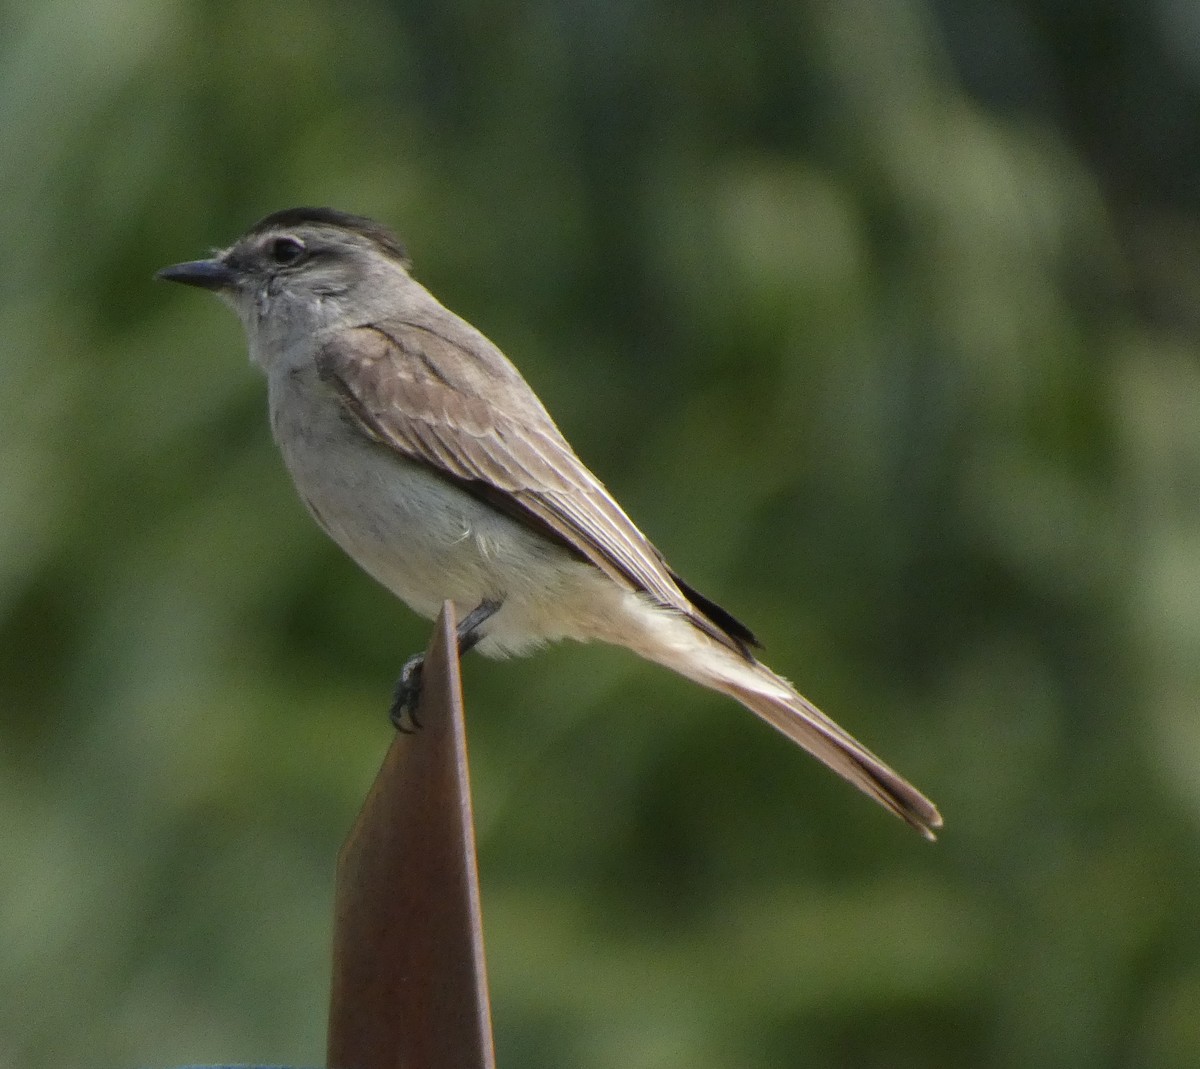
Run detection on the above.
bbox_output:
[157,207,942,839]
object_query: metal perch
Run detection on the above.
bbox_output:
[328,602,496,1069]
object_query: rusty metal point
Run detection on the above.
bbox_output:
[327,602,496,1069]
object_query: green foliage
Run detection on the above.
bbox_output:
[2,0,1199,1066]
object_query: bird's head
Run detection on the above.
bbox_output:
[157,207,414,368]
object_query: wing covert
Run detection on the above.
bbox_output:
[316,323,756,656]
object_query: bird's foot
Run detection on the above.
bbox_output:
[387,598,503,732]
[389,653,426,732]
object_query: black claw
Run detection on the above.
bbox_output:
[389,653,426,731]
[387,599,503,733]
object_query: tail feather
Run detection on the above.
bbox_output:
[610,592,942,837]
[648,627,942,838]
[720,672,943,840]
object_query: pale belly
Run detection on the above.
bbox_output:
[266,366,635,656]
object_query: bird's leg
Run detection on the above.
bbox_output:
[388,599,502,730]
[455,597,503,656]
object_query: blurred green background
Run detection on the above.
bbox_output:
[3,0,1200,1066]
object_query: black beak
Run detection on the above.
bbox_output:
[155,258,237,291]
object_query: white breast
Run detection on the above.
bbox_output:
[262,361,630,656]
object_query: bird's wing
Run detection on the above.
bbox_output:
[315,322,756,656]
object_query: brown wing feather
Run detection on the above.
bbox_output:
[315,323,755,657]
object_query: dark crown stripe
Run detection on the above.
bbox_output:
[247,207,411,265]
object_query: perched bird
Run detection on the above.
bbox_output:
[158,207,942,839]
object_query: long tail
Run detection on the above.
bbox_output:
[642,619,943,839]
[717,663,942,839]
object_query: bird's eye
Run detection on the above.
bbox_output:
[269,236,306,265]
